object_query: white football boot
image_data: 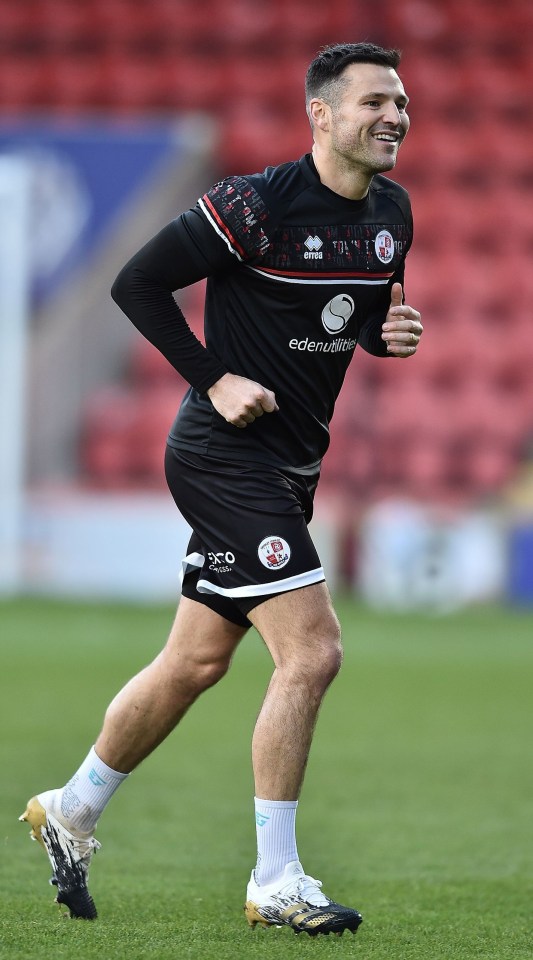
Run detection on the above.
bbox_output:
[244,859,362,936]
[19,789,100,919]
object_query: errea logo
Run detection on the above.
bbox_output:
[304,235,323,259]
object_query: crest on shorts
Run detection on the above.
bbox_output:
[258,536,291,570]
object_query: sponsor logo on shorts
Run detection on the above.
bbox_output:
[258,536,291,570]
[375,229,395,264]
[208,550,235,573]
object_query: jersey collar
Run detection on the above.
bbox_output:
[299,154,370,210]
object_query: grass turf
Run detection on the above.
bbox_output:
[1,597,532,959]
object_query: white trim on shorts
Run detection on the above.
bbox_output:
[180,551,205,585]
[197,567,325,598]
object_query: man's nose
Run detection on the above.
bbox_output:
[382,102,401,125]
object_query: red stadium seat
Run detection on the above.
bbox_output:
[461,440,519,498]
[81,384,180,490]
[0,55,59,110]
[126,386,180,487]
[153,0,219,43]
[0,1,45,46]
[129,339,188,389]
[439,0,533,48]
[208,0,281,48]
[156,53,229,111]
[226,55,304,109]
[80,386,138,489]
[37,1,102,47]
[384,2,451,46]
[271,0,351,47]
[324,429,376,490]
[46,54,106,111]
[403,438,453,499]
[219,100,310,173]
[399,55,470,111]
[449,379,530,448]
[182,280,207,339]
[90,0,159,45]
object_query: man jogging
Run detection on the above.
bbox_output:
[20,42,422,937]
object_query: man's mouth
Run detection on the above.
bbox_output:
[372,132,401,143]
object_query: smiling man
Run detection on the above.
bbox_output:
[20,43,422,936]
[308,50,410,195]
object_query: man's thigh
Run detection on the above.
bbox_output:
[247,581,342,664]
[164,594,248,666]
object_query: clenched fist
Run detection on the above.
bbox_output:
[207,373,279,429]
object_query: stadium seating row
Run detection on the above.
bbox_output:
[79,325,532,501]
[1,47,532,115]
[0,0,359,50]
[1,0,530,54]
[81,375,526,503]
[385,0,533,49]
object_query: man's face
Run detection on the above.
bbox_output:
[324,62,410,174]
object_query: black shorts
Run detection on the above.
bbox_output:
[164,447,325,628]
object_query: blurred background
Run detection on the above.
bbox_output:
[1,0,532,610]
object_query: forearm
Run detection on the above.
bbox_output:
[111,265,226,393]
[111,220,228,393]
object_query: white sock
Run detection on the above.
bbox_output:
[59,746,129,833]
[254,797,299,886]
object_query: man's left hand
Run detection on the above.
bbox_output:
[381,282,423,357]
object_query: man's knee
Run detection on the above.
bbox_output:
[162,596,246,694]
[190,650,233,691]
[160,643,233,695]
[308,611,343,685]
[251,585,343,688]
[283,628,342,695]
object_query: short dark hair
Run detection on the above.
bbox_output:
[305,42,402,118]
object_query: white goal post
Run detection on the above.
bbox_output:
[0,156,31,593]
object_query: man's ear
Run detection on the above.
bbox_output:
[309,98,330,133]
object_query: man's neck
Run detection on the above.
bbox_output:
[311,144,372,201]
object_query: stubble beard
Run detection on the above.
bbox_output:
[334,140,398,178]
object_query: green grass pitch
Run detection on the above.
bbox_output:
[1,596,532,959]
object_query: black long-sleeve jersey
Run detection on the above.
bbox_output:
[112,153,413,474]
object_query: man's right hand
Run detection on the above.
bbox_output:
[207,373,279,429]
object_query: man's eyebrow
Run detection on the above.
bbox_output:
[361,90,410,105]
